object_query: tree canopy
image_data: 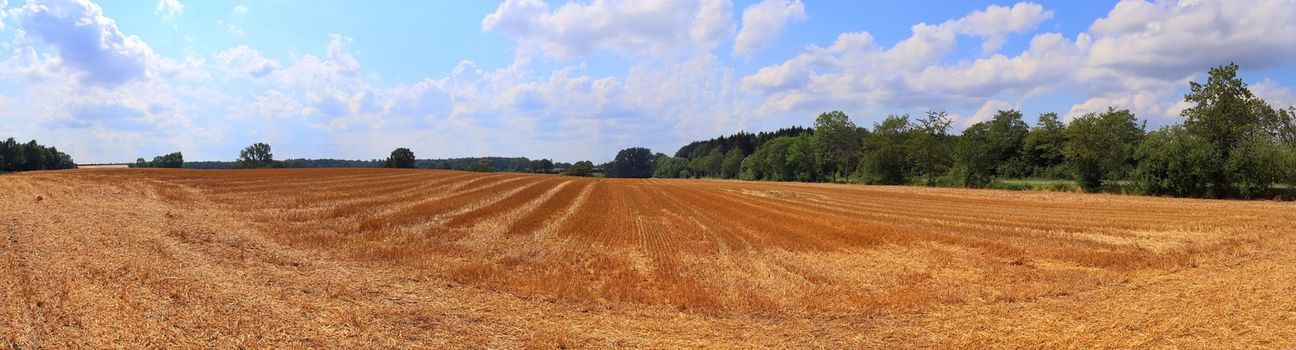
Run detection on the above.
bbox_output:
[383,148,417,168]
[236,143,277,169]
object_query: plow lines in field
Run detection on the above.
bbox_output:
[4,168,1296,347]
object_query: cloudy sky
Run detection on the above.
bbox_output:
[1,0,1294,163]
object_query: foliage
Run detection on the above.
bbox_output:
[907,111,953,186]
[529,159,555,173]
[1064,108,1143,192]
[466,159,494,172]
[1132,126,1220,197]
[608,147,656,178]
[0,138,76,172]
[653,154,691,178]
[133,152,184,168]
[383,148,417,168]
[236,143,278,169]
[564,160,595,177]
[674,127,812,159]
[858,115,912,185]
[720,148,745,179]
[813,111,862,181]
[1023,112,1069,178]
[956,122,995,188]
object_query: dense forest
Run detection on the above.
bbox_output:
[0,138,76,172]
[606,64,1296,199]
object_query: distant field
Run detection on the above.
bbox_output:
[3,168,1295,348]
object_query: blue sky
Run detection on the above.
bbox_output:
[1,0,1294,163]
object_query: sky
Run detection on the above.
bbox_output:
[1,0,1294,163]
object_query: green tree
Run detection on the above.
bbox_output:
[236,142,276,169]
[564,160,595,177]
[1181,63,1283,196]
[466,159,493,172]
[383,148,417,168]
[813,111,860,181]
[956,122,995,188]
[1023,112,1068,178]
[720,148,745,179]
[609,147,656,178]
[786,134,819,182]
[985,110,1031,178]
[147,152,184,168]
[859,115,912,184]
[1064,108,1142,192]
[1132,126,1220,197]
[653,155,691,178]
[529,158,555,173]
[907,110,953,186]
[741,136,793,181]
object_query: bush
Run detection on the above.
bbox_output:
[564,161,595,177]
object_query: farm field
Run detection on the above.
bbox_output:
[3,168,1295,348]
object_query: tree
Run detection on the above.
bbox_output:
[786,134,818,182]
[384,148,416,168]
[813,111,861,181]
[1023,112,1068,178]
[741,136,793,181]
[1181,63,1283,196]
[859,115,911,184]
[529,158,554,173]
[0,138,74,172]
[1064,108,1142,192]
[985,110,1031,178]
[236,142,276,169]
[907,111,953,186]
[609,147,656,178]
[720,148,745,179]
[956,122,995,188]
[1132,126,1219,197]
[653,155,691,178]
[138,152,185,168]
[564,160,595,177]
[466,159,493,172]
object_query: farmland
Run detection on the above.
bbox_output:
[3,168,1295,348]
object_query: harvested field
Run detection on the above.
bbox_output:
[3,168,1295,348]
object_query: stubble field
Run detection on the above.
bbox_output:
[3,168,1295,348]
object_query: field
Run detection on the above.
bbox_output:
[3,168,1295,348]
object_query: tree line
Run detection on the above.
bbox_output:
[605,64,1296,199]
[0,138,76,172]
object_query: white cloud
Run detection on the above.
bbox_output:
[156,0,183,23]
[959,99,1018,126]
[481,0,735,59]
[1085,0,1296,81]
[1253,78,1296,109]
[233,4,248,16]
[951,2,1052,53]
[732,0,805,57]
[215,45,279,79]
[745,0,1296,123]
[14,0,157,88]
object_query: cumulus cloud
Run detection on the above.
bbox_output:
[745,0,1296,123]
[233,4,248,16]
[215,45,279,79]
[481,0,735,59]
[952,2,1052,53]
[1085,0,1296,81]
[959,99,1019,126]
[732,0,805,57]
[156,0,182,23]
[14,0,156,88]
